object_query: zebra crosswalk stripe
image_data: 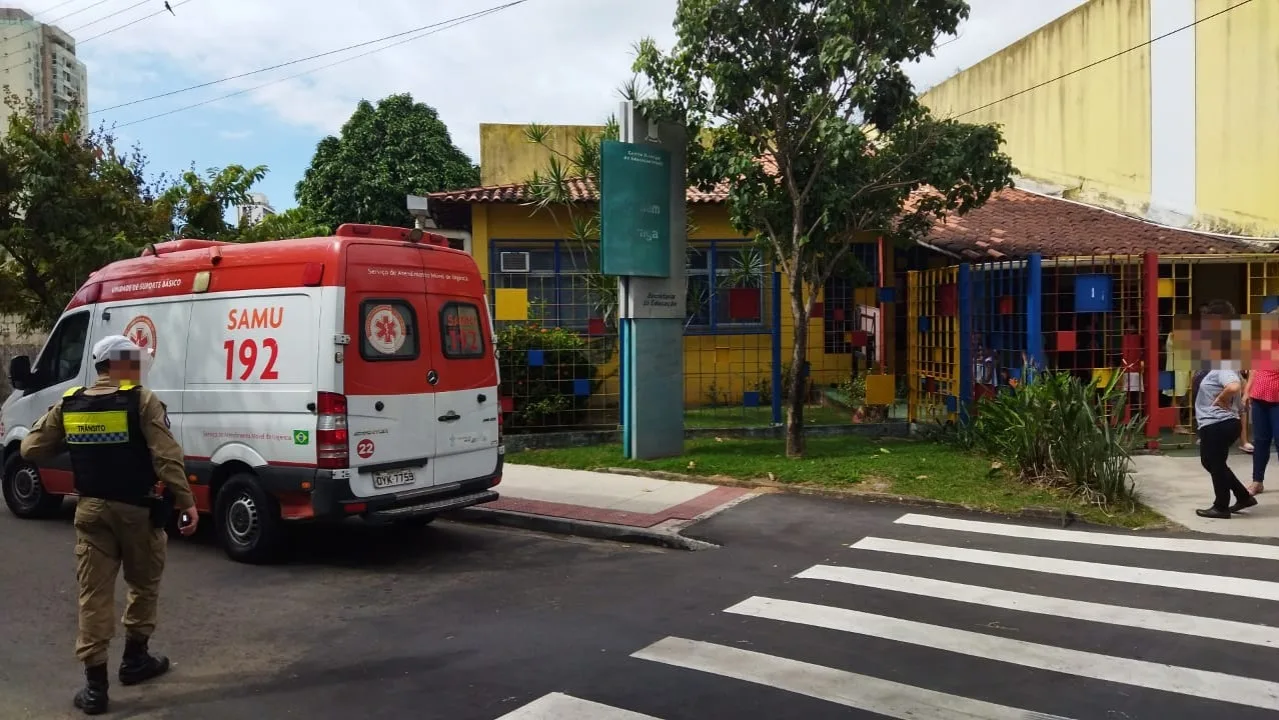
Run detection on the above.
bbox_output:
[853,536,1279,600]
[726,595,1279,711]
[633,636,1073,720]
[797,564,1279,648]
[894,513,1279,560]
[494,692,662,719]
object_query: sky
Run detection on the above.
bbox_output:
[51,0,1091,212]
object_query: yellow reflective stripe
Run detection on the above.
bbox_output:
[62,386,83,397]
[63,410,129,435]
[118,381,135,390]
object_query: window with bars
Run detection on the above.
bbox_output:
[686,242,768,334]
[489,244,605,331]
[823,243,879,354]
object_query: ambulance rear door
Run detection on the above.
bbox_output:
[425,279,500,484]
[342,244,437,493]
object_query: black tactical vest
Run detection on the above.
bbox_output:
[60,385,157,503]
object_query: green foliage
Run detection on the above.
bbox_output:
[632,0,1016,456]
[837,374,867,408]
[238,206,332,243]
[296,93,479,229]
[0,98,171,330]
[159,163,267,240]
[954,369,1143,510]
[522,121,622,329]
[496,322,600,432]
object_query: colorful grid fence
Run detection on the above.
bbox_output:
[489,240,621,432]
[906,266,961,423]
[489,239,900,433]
[1041,255,1146,424]
[909,252,1279,447]
[970,259,1036,403]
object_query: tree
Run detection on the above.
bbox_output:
[295,93,479,229]
[158,163,267,240]
[634,0,1016,456]
[0,98,169,330]
[238,206,332,243]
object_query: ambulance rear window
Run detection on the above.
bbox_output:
[440,302,485,359]
[360,299,420,361]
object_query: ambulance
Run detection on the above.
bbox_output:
[0,224,504,563]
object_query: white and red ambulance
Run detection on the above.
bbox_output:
[0,224,503,563]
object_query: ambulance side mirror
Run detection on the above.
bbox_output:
[8,355,30,390]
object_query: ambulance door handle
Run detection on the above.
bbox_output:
[438,411,460,423]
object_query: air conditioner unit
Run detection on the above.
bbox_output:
[500,251,530,273]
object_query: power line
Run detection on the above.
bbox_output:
[77,0,194,44]
[0,0,194,74]
[42,0,114,27]
[950,0,1254,119]
[68,0,153,34]
[31,0,84,17]
[99,0,527,114]
[111,1,528,128]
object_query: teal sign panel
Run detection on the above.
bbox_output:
[600,140,671,277]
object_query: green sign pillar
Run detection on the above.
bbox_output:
[605,102,687,460]
[600,141,671,277]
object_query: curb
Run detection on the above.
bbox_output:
[597,467,1181,533]
[446,507,719,551]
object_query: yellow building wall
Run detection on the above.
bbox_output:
[479,123,607,186]
[474,202,882,408]
[1195,0,1279,234]
[919,0,1152,215]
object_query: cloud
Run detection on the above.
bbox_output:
[73,0,1087,161]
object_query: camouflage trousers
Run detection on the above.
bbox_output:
[73,498,167,667]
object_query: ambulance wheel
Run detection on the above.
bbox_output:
[2,454,62,519]
[215,474,286,564]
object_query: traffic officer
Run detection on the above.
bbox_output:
[20,334,198,715]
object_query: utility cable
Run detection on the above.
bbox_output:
[112,1,527,128]
[100,0,527,113]
[0,0,196,74]
[949,0,1253,119]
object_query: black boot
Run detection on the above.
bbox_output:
[73,663,108,715]
[118,636,170,686]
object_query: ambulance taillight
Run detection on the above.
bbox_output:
[315,392,349,469]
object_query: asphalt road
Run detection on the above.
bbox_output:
[2,494,1278,719]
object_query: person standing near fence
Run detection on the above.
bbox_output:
[1243,308,1279,496]
[1194,300,1257,519]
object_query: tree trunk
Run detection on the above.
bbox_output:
[786,274,810,458]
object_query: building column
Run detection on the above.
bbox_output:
[1147,0,1197,227]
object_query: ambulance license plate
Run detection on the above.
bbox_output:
[372,469,415,489]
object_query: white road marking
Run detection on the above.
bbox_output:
[894,513,1279,560]
[633,636,1072,719]
[726,596,1279,711]
[494,692,662,720]
[853,536,1279,601]
[798,565,1279,648]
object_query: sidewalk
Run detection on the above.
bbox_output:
[1132,452,1279,538]
[452,464,759,549]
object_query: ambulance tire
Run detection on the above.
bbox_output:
[2,453,63,519]
[215,474,286,564]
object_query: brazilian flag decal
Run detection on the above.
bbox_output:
[293,430,310,446]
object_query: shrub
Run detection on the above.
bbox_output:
[497,323,599,432]
[958,369,1143,509]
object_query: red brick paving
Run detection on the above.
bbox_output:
[485,486,751,528]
